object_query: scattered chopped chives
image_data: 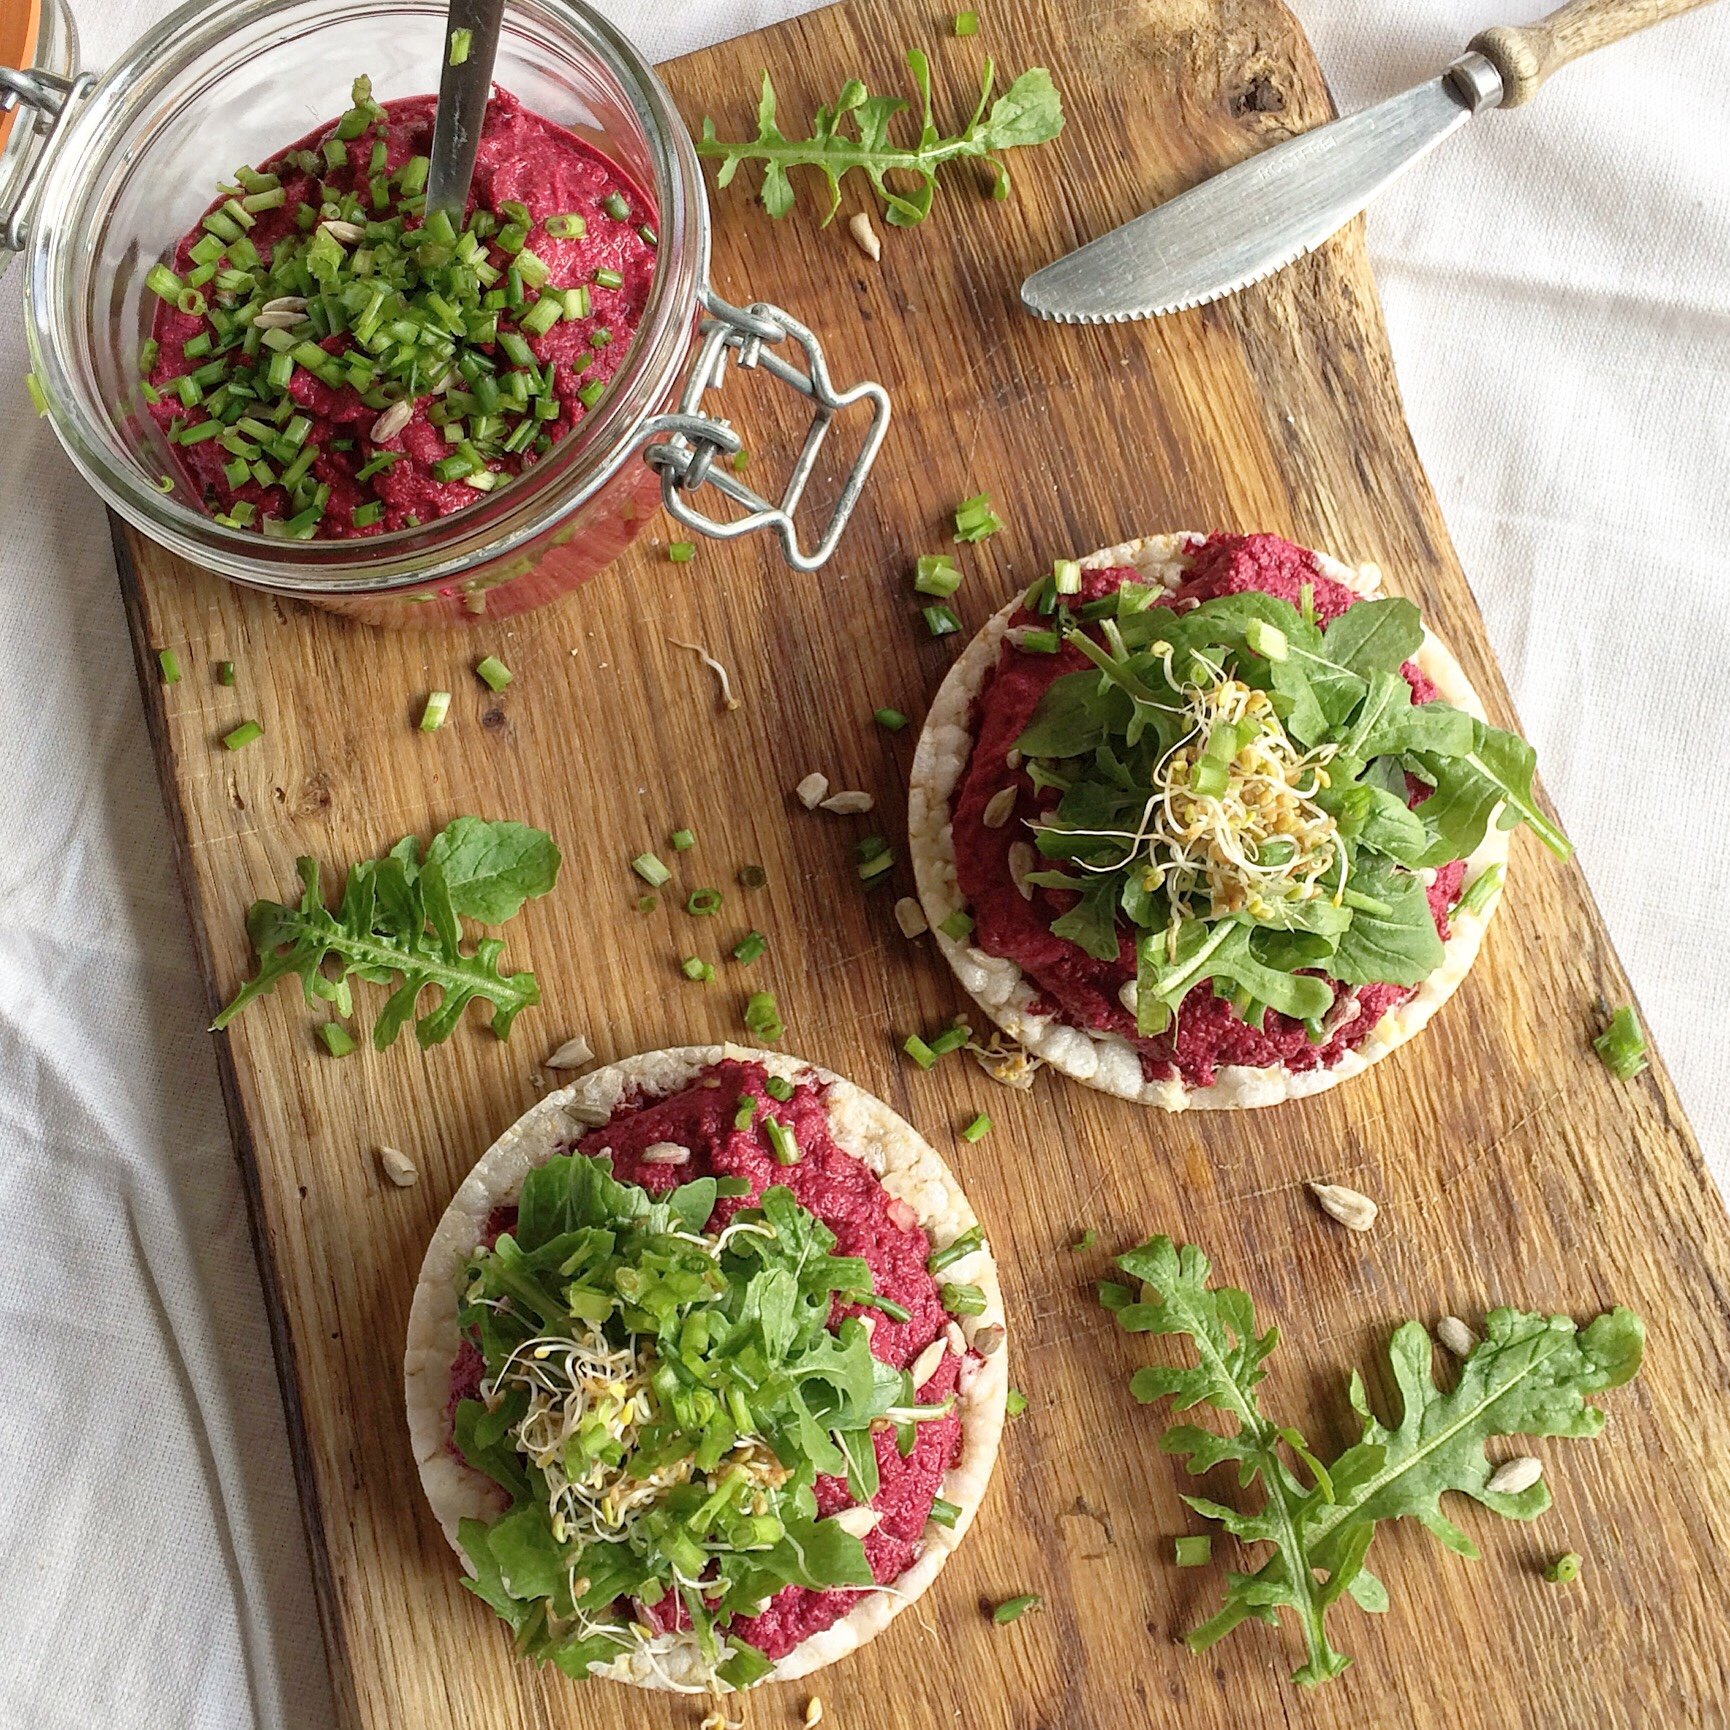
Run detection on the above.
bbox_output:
[954,9,979,36]
[1005,1387,1028,1418]
[737,864,768,889]
[1017,628,1062,654]
[765,1117,800,1165]
[960,1112,992,1143]
[638,223,658,247]
[217,661,236,687]
[157,648,182,685]
[680,955,715,983]
[732,930,768,965]
[903,1034,937,1070]
[447,26,472,63]
[632,852,672,887]
[474,654,512,692]
[670,828,695,851]
[941,1281,987,1317]
[636,894,658,913]
[854,1291,911,1322]
[544,213,587,239]
[874,707,909,731]
[914,553,962,597]
[857,843,895,883]
[1069,1228,1097,1252]
[667,540,696,564]
[686,887,723,917]
[733,1095,758,1130]
[1543,1552,1583,1585]
[1593,1005,1648,1081]
[992,1594,1041,1625]
[729,448,750,471]
[223,719,264,750]
[419,690,451,732]
[765,1074,794,1103]
[928,1026,969,1057]
[1051,557,1082,594]
[744,990,784,1042]
[938,910,974,941]
[1456,863,1504,918]
[928,1225,982,1273]
[1174,1536,1212,1568]
[923,604,962,638]
[318,1022,357,1058]
[577,380,607,410]
[928,1497,960,1528]
[594,266,624,289]
[953,491,1003,543]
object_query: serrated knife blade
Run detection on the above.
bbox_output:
[1022,54,1505,324]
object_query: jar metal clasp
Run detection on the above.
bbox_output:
[0,65,96,253]
[638,287,890,572]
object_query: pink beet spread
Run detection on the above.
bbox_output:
[951,532,1464,1090]
[149,90,654,538]
[448,1057,969,1662]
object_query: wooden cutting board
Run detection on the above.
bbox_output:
[112,0,1730,1725]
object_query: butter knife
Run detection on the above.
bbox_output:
[1023,0,1718,324]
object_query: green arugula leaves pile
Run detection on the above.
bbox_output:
[1012,580,1570,1037]
[212,816,559,1050]
[456,1152,935,1687]
[1101,1237,1643,1686]
[699,50,1063,227]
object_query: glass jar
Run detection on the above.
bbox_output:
[4,0,888,625]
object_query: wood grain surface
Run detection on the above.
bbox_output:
[113,1,1730,1725]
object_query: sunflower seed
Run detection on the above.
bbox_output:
[828,1505,881,1538]
[1309,1181,1379,1232]
[795,771,830,809]
[260,295,307,315]
[1005,747,1022,770]
[805,1700,824,1729]
[319,218,366,243]
[894,896,929,938]
[969,1322,1005,1356]
[641,1142,690,1165]
[1486,1456,1543,1496]
[1436,1315,1478,1358]
[1008,841,1037,900]
[377,1145,418,1186]
[910,1340,947,1388]
[945,1321,967,1355]
[819,789,874,814]
[371,399,413,442]
[847,211,881,262]
[565,1101,611,1128]
[251,309,305,329]
[982,786,1018,829]
[543,1034,594,1070]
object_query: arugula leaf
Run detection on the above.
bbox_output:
[1050,874,1124,962]
[1105,1236,1643,1687]
[1320,596,1424,679]
[211,818,560,1050]
[1413,720,1573,864]
[698,51,1063,228]
[1017,669,1125,758]
[1327,857,1445,986]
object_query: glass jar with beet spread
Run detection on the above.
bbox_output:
[4,0,888,625]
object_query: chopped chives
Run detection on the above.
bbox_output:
[765,1075,794,1103]
[474,654,512,692]
[938,910,974,941]
[217,660,236,687]
[765,1117,800,1166]
[1016,628,1062,654]
[1069,1228,1097,1252]
[903,1034,937,1070]
[923,604,962,638]
[448,26,472,63]
[318,1021,357,1058]
[670,828,695,851]
[1593,1005,1648,1081]
[732,930,768,965]
[157,648,182,685]
[743,990,784,1042]
[544,213,587,239]
[631,852,671,887]
[418,690,451,731]
[588,327,613,348]
[1005,1387,1028,1417]
[1543,1552,1583,1585]
[953,491,1004,543]
[1456,863,1504,918]
[874,707,909,731]
[941,1281,988,1317]
[928,1498,960,1529]
[954,8,979,34]
[638,223,658,247]
[992,1595,1041,1625]
[680,955,715,983]
[593,266,624,289]
[854,1291,910,1322]
[733,1095,758,1130]
[929,1026,968,1057]
[914,553,962,597]
[686,887,723,917]
[1051,557,1082,594]
[959,1112,992,1143]
[223,719,264,750]
[577,381,606,409]
[928,1226,982,1273]
[737,864,768,889]
[667,541,696,564]
[602,192,630,221]
[730,448,750,471]
[1174,1536,1212,1568]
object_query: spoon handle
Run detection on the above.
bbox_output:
[425,0,507,219]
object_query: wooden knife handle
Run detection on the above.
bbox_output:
[1470,0,1719,106]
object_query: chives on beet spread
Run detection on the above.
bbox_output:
[144,78,654,540]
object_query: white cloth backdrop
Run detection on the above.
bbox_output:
[0,2,1723,1724]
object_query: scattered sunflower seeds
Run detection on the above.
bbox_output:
[377,1145,418,1187]
[641,1142,691,1165]
[819,789,875,814]
[848,210,882,261]
[894,896,929,938]
[828,1505,882,1538]
[1436,1315,1478,1358]
[543,1034,594,1070]
[1486,1455,1544,1496]
[981,785,1018,828]
[795,771,830,809]
[1008,841,1037,900]
[910,1340,947,1388]
[1309,1181,1379,1232]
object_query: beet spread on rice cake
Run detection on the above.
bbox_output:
[909,531,1571,1110]
[405,1044,1006,1692]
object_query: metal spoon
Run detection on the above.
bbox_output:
[425,0,507,221]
